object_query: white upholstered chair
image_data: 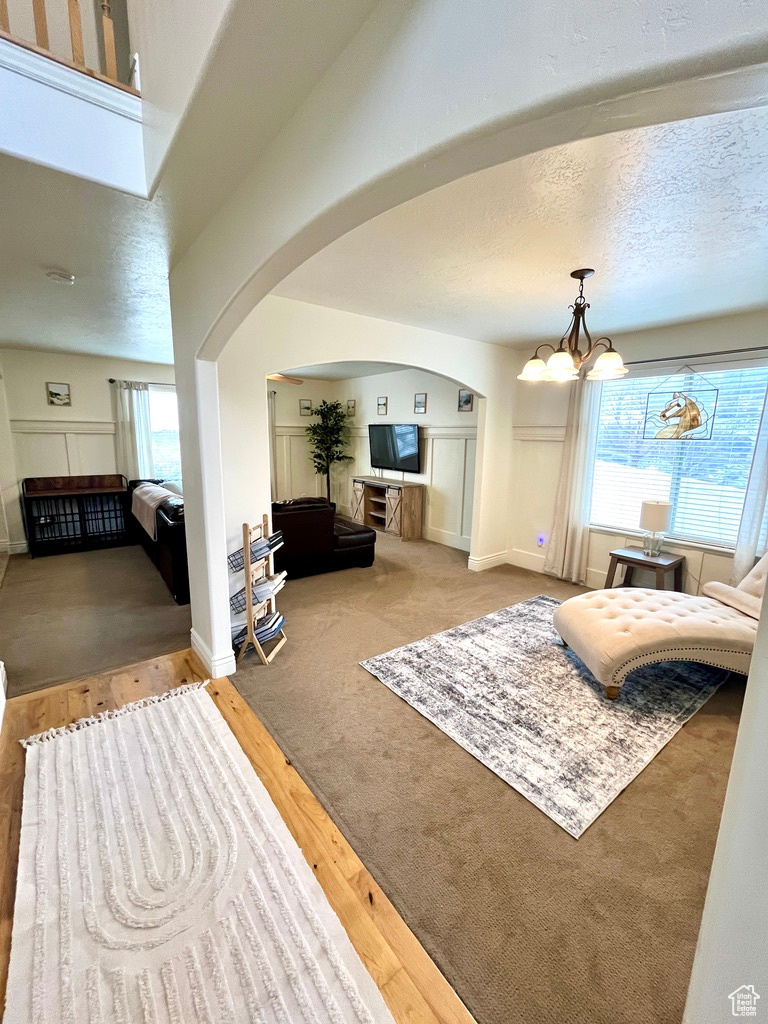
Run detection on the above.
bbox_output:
[553,552,767,700]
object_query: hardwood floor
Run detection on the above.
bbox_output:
[0,649,475,1024]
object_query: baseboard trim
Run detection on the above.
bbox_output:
[468,551,508,572]
[423,527,470,553]
[507,549,548,573]
[8,540,28,555]
[191,628,236,678]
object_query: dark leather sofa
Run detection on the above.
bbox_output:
[271,497,376,578]
[128,480,190,604]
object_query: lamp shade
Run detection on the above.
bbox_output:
[517,357,547,381]
[639,500,672,533]
[586,349,629,380]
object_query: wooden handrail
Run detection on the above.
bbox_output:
[0,0,131,92]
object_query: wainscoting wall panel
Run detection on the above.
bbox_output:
[274,424,477,552]
[11,420,117,479]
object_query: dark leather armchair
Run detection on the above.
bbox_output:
[271,497,376,578]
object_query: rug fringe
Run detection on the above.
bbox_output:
[20,681,210,748]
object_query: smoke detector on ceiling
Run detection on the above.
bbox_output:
[45,269,76,285]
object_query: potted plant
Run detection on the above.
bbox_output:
[305,399,353,502]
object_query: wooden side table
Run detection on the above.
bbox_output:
[605,546,685,591]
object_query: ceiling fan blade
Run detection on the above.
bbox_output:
[266,373,304,385]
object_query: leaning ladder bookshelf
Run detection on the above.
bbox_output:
[229,516,288,665]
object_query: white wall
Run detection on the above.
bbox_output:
[269,369,478,552]
[684,591,768,1022]
[0,348,174,549]
[270,379,341,503]
[334,369,477,551]
[126,0,233,191]
[509,309,768,592]
[0,40,145,196]
[218,296,514,569]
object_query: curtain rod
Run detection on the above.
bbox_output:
[107,377,174,387]
[627,345,768,366]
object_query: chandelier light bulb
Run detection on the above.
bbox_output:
[544,349,578,381]
[586,349,629,380]
[517,357,547,381]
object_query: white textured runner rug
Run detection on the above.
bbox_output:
[5,684,395,1024]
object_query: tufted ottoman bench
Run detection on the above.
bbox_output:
[552,587,759,699]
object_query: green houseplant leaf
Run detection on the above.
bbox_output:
[305,399,353,502]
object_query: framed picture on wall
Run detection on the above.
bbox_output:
[377,397,388,415]
[46,382,71,406]
[346,399,356,416]
[414,392,427,414]
[458,388,474,413]
[299,399,313,416]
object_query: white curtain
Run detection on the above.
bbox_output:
[267,389,278,500]
[543,377,602,584]
[112,380,154,480]
[732,387,768,584]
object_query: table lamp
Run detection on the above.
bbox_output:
[639,501,673,557]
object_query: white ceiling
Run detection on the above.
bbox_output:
[0,0,380,364]
[281,361,407,380]
[3,68,767,364]
[0,152,173,362]
[275,107,768,347]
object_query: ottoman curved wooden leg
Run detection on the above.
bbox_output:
[604,685,621,701]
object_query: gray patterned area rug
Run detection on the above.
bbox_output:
[361,595,726,838]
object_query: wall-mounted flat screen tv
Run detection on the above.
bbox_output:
[369,423,421,473]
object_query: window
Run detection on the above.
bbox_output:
[148,385,182,483]
[589,365,768,547]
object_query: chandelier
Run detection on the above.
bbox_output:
[517,269,628,383]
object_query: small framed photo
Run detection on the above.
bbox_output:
[46,382,71,406]
[414,392,427,415]
[458,388,474,413]
[346,399,356,416]
[299,399,313,416]
[377,396,388,416]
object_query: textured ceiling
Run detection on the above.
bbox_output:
[0,0,380,363]
[275,107,768,347]
[0,152,172,362]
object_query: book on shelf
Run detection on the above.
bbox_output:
[232,612,285,649]
[227,531,284,572]
[229,571,287,614]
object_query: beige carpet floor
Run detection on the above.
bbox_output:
[0,546,191,696]
[233,532,742,1024]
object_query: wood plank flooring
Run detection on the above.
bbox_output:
[0,649,475,1024]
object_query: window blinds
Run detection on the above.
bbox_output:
[589,365,768,547]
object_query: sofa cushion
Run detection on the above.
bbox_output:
[737,550,768,599]
[701,581,762,620]
[273,497,335,512]
[334,520,377,550]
